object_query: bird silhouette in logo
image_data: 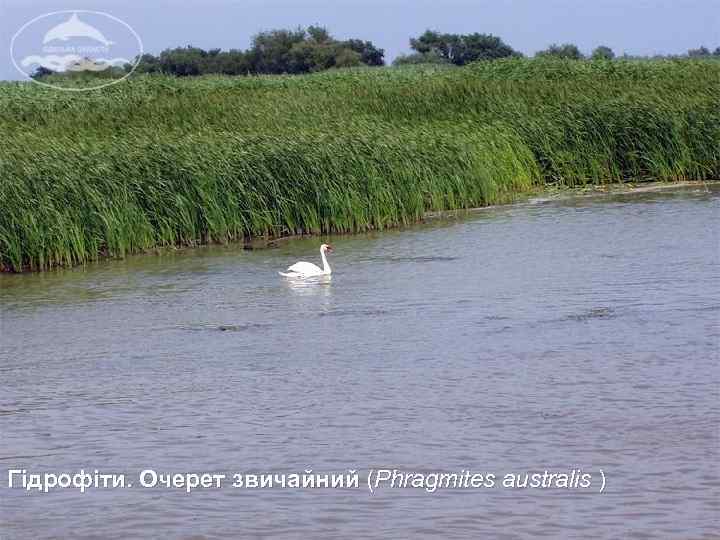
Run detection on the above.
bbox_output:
[43,13,114,46]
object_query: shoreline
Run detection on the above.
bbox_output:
[399,180,717,224]
[3,179,715,274]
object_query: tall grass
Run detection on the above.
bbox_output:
[1,58,718,271]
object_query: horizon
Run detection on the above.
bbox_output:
[1,0,719,81]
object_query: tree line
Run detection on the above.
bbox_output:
[133,26,383,76]
[33,25,720,79]
[393,32,720,65]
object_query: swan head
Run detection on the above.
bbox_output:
[320,243,334,253]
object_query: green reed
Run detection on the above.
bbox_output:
[1,58,718,271]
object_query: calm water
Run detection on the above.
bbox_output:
[1,186,719,539]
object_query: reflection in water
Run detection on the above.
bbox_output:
[281,274,334,316]
[281,273,333,292]
[1,185,718,539]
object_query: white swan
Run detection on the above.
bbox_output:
[279,244,333,278]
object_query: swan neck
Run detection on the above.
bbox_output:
[321,248,331,274]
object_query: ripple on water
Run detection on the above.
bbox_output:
[0,186,718,539]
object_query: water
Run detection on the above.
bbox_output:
[1,185,718,539]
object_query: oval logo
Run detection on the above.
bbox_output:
[10,10,144,91]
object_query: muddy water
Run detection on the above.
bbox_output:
[1,185,718,539]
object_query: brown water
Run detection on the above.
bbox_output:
[1,185,719,539]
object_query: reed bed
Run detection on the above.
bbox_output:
[1,58,718,271]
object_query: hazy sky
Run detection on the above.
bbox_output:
[1,0,719,80]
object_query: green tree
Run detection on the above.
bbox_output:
[133,53,161,74]
[410,30,520,65]
[124,26,384,78]
[410,31,452,60]
[248,28,307,74]
[288,41,332,72]
[157,46,207,76]
[207,50,251,75]
[392,50,448,66]
[334,48,363,68]
[591,45,615,60]
[249,27,384,74]
[307,25,332,43]
[455,33,522,63]
[342,39,385,66]
[536,43,585,59]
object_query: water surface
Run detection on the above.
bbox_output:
[1,185,718,539]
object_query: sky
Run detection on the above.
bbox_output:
[1,0,719,80]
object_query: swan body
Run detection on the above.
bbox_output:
[279,244,333,278]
